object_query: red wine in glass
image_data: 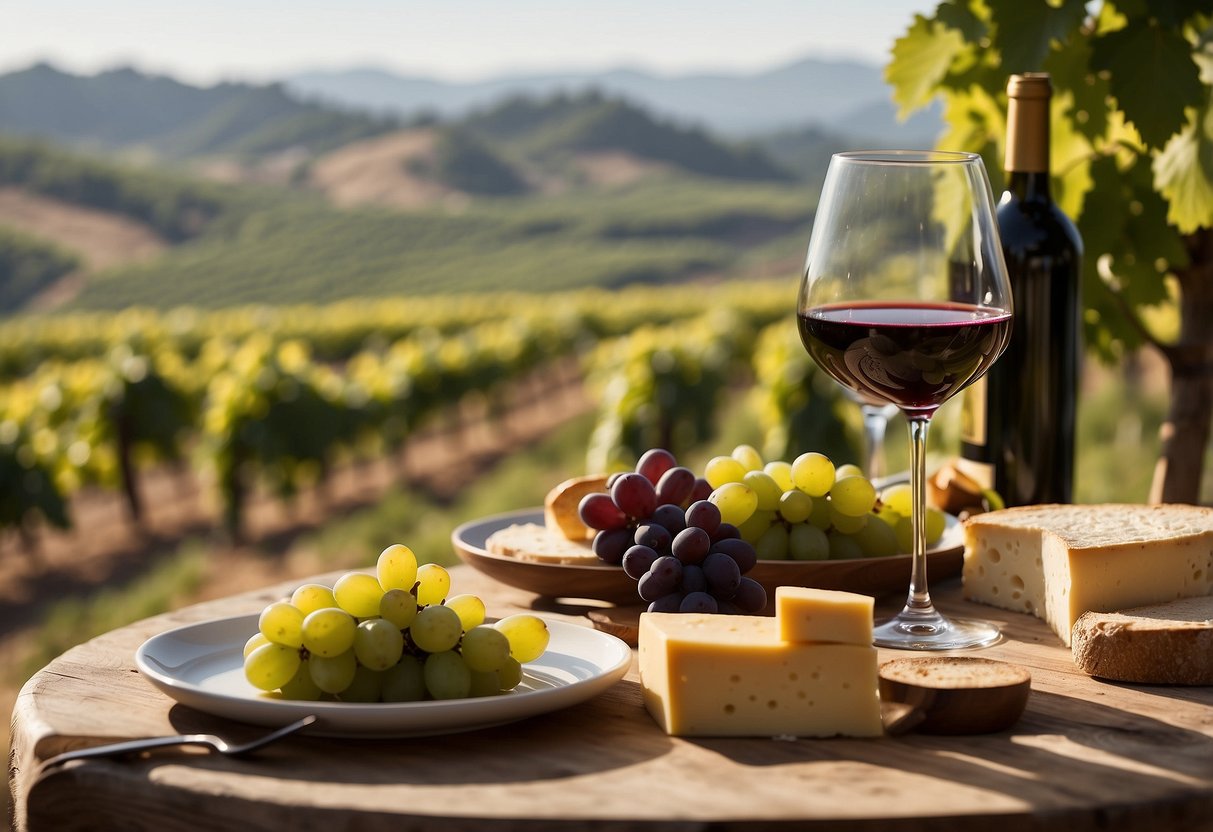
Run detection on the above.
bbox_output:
[797,301,1012,417]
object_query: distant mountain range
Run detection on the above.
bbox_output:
[286,57,943,143]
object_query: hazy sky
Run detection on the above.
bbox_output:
[5,0,930,84]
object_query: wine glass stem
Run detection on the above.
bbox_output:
[860,404,889,480]
[904,414,935,616]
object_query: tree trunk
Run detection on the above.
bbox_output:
[1150,230,1213,505]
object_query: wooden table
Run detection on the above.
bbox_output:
[10,566,1213,831]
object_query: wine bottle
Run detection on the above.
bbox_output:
[959,73,1083,506]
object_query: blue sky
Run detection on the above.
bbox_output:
[5,0,932,83]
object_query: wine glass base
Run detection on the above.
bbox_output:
[873,611,1002,651]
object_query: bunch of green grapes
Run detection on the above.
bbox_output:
[703,445,946,561]
[242,544,551,702]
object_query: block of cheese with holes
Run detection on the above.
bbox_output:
[962,504,1213,646]
[638,613,882,737]
[776,585,874,645]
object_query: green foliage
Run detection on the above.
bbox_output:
[418,129,529,195]
[886,0,1213,358]
[0,226,78,311]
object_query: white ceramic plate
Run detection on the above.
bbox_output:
[136,614,632,737]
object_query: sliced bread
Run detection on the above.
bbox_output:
[1071,596,1213,685]
[963,504,1213,645]
[485,522,600,565]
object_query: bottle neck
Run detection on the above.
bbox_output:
[1006,170,1051,202]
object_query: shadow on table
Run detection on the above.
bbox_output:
[163,678,672,787]
[689,688,1213,828]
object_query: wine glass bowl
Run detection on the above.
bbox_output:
[798,150,1012,650]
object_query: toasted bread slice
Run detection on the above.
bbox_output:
[544,474,609,541]
[486,523,600,564]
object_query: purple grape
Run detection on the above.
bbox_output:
[702,552,741,600]
[592,527,634,565]
[733,577,768,614]
[655,466,696,507]
[679,592,719,613]
[717,601,742,615]
[671,526,711,565]
[681,564,707,594]
[579,492,627,531]
[648,592,684,613]
[711,522,741,542]
[684,500,722,535]
[611,472,658,519]
[634,523,672,554]
[711,537,758,574]
[651,504,687,535]
[638,556,683,600]
[622,544,659,580]
[688,477,713,504]
[606,472,624,489]
[636,448,677,485]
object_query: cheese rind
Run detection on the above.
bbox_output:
[638,613,882,738]
[962,504,1213,646]
[775,586,873,645]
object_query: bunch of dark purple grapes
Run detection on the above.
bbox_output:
[578,449,767,615]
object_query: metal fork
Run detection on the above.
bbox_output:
[39,714,317,770]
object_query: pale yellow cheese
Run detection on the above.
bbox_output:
[775,586,873,645]
[638,613,882,738]
[963,504,1213,646]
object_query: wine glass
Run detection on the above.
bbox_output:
[841,388,898,481]
[798,150,1012,650]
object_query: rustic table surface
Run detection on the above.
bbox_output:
[9,565,1213,831]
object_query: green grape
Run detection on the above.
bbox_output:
[894,516,914,553]
[244,643,301,692]
[731,444,765,471]
[354,618,405,671]
[278,660,324,701]
[424,650,472,700]
[416,563,451,606]
[743,470,783,511]
[410,604,463,653]
[788,523,829,560]
[244,632,270,658]
[380,588,418,629]
[309,650,357,694]
[881,483,913,517]
[341,666,385,702]
[333,572,384,619]
[461,625,511,673]
[498,657,524,691]
[709,481,759,527]
[807,496,833,530]
[835,463,865,480]
[381,655,425,702]
[829,506,869,534]
[445,593,486,630]
[777,489,813,524]
[763,460,794,491]
[791,452,835,497]
[876,504,903,528]
[302,607,357,657]
[291,584,337,617]
[259,601,304,648]
[704,455,747,488]
[377,543,418,592]
[495,614,550,663]
[469,669,502,697]
[737,508,775,544]
[828,531,866,560]
[830,475,878,517]
[925,507,947,545]
[853,514,899,557]
[755,523,790,560]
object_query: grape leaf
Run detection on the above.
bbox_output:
[1153,102,1213,233]
[1044,33,1111,143]
[887,14,967,117]
[1090,20,1204,148]
[987,0,1088,72]
[1145,0,1211,28]
[935,0,988,42]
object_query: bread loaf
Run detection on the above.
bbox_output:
[543,474,609,541]
[963,504,1213,645]
[1071,596,1213,685]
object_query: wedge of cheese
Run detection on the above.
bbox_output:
[776,586,873,645]
[638,613,881,738]
[963,504,1213,646]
